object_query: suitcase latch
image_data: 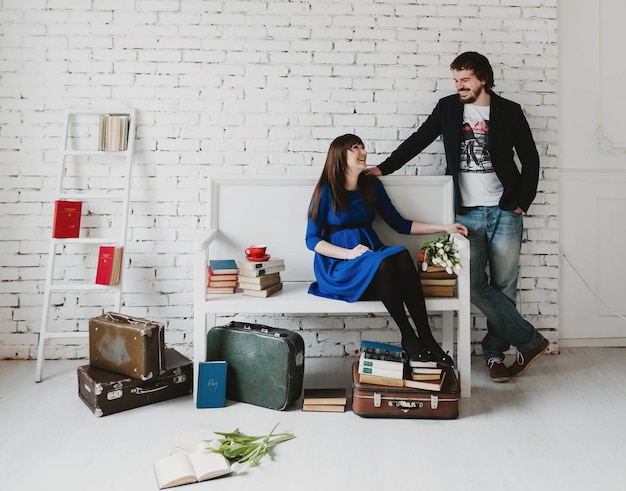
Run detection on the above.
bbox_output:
[107,389,123,400]
[430,394,439,409]
[173,374,187,384]
[389,400,423,413]
[373,392,382,407]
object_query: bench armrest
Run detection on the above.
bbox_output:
[195,228,218,251]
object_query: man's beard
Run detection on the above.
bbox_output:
[458,86,483,104]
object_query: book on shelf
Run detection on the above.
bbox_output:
[303,388,347,406]
[358,372,404,387]
[237,272,281,290]
[98,114,130,152]
[153,450,232,489]
[241,281,283,298]
[237,264,285,278]
[208,279,237,288]
[196,361,227,409]
[237,258,285,271]
[403,370,446,391]
[95,245,123,285]
[52,200,82,238]
[206,285,236,294]
[206,266,237,288]
[359,340,404,360]
[208,259,238,275]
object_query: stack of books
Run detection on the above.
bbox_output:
[206,259,238,294]
[419,265,457,297]
[357,341,406,387]
[236,258,285,297]
[357,340,447,392]
[302,388,347,413]
[404,359,446,391]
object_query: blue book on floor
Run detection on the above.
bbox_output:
[196,361,228,408]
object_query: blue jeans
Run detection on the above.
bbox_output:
[456,206,544,361]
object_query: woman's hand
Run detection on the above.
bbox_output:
[346,244,371,259]
[314,240,371,260]
[445,223,468,236]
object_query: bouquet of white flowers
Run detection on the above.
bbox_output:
[418,233,462,275]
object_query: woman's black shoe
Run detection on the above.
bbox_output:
[402,343,436,364]
[431,347,454,367]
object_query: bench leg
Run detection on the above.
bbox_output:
[441,311,454,357]
[457,307,472,398]
[193,311,216,397]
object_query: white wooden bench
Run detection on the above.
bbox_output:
[193,174,472,397]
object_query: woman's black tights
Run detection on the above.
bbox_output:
[362,250,441,357]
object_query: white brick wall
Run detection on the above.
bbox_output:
[0,0,559,360]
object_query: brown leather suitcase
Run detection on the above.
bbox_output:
[77,348,192,417]
[89,312,165,380]
[351,362,459,419]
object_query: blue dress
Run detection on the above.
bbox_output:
[305,180,412,302]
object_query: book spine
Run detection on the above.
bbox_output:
[358,365,404,379]
[359,340,403,359]
[359,353,404,370]
[358,373,404,387]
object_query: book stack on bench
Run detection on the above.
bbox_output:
[357,340,446,392]
[419,265,457,297]
[236,258,285,297]
[207,259,238,294]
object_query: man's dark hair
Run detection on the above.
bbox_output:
[450,51,495,91]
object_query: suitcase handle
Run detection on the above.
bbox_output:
[105,312,162,329]
[131,383,168,395]
[235,322,287,338]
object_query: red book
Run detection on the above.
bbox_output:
[52,200,82,238]
[96,246,123,285]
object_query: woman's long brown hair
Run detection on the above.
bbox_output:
[308,134,378,224]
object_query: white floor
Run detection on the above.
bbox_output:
[1,348,626,491]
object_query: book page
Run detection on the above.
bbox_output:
[153,452,196,489]
[188,451,231,481]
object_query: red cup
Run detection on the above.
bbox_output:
[245,245,267,259]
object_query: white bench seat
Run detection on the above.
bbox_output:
[194,174,471,397]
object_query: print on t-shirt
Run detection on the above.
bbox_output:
[460,119,492,173]
[457,104,502,207]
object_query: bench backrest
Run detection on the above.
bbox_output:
[206,175,455,282]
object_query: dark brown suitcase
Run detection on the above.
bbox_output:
[77,347,192,417]
[352,362,459,419]
[89,312,165,380]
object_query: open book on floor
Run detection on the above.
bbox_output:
[153,450,232,489]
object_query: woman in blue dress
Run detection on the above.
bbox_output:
[306,134,468,366]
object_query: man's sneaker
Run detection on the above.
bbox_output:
[509,338,549,377]
[486,357,510,383]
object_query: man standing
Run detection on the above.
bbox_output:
[368,51,548,382]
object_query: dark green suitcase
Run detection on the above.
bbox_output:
[205,321,305,410]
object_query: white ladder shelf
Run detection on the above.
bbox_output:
[35,108,136,382]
